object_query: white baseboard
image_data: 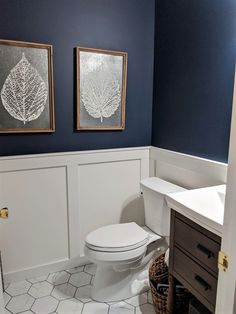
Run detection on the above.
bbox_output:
[3,256,89,284]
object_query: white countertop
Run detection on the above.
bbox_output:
[166,184,226,237]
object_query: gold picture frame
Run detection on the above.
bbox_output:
[76,47,127,130]
[0,39,54,133]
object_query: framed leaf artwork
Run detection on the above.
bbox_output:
[0,39,54,133]
[76,47,127,130]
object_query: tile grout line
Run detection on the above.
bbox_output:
[5,263,154,314]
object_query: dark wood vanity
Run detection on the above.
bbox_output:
[167,210,221,313]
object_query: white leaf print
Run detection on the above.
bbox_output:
[1,53,48,124]
[81,69,121,123]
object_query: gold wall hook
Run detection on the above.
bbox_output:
[0,207,8,219]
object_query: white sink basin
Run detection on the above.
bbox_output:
[166,185,226,236]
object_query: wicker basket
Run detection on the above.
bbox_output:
[149,253,190,314]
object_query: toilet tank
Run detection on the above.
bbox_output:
[140,177,186,236]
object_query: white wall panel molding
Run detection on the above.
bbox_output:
[150,146,227,189]
[0,146,150,172]
[66,164,80,259]
[0,145,226,283]
[0,147,150,282]
[0,167,69,282]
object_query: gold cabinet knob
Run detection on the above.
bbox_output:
[0,207,8,219]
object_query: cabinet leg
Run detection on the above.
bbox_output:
[167,274,177,314]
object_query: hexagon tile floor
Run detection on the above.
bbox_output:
[4,264,155,314]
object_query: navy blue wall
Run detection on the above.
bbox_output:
[1,1,235,161]
[0,0,155,156]
[152,0,236,162]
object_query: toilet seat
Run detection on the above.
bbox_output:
[85,223,162,264]
[85,228,162,265]
[86,238,149,252]
[85,222,149,252]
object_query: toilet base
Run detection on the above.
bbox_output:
[91,262,150,302]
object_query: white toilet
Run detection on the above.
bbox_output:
[84,177,186,302]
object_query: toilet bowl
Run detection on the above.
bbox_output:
[85,223,166,302]
[84,177,186,302]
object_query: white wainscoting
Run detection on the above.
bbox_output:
[0,145,228,283]
[0,147,150,282]
[150,146,227,189]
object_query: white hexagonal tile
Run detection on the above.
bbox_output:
[125,292,148,307]
[6,294,34,313]
[56,298,83,314]
[47,271,70,285]
[51,283,76,300]
[83,301,108,314]
[75,284,92,303]
[27,274,48,284]
[66,266,84,274]
[5,309,12,314]
[147,290,153,304]
[28,281,53,298]
[19,311,34,314]
[4,282,10,290]
[4,292,11,305]
[107,301,117,305]
[109,301,135,313]
[69,272,91,287]
[6,280,31,296]
[31,296,58,314]
[136,303,156,314]
[84,264,97,275]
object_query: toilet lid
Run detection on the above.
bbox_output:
[85,222,149,252]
